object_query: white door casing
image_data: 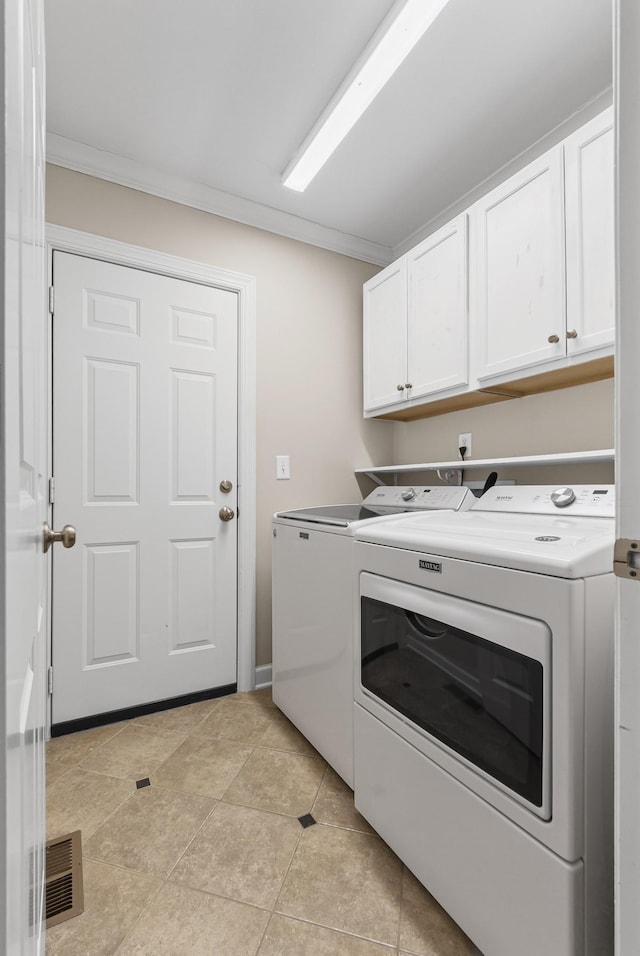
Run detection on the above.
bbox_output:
[615,2,640,952]
[46,227,257,722]
[3,0,47,951]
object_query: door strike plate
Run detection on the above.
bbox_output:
[614,538,640,579]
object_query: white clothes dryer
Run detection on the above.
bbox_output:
[272,485,474,786]
[353,485,615,956]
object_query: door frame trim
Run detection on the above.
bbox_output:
[45,224,257,729]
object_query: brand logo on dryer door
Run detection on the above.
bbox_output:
[419,559,442,573]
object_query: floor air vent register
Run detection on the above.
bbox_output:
[45,830,84,928]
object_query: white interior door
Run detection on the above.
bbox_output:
[51,252,239,726]
[3,0,47,951]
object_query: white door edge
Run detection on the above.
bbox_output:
[45,224,257,733]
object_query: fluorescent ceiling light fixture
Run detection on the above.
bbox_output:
[282,0,452,192]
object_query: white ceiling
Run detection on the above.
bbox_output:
[45,0,613,263]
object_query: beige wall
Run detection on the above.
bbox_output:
[388,378,615,488]
[46,165,394,669]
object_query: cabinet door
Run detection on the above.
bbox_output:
[407,215,468,400]
[363,257,407,411]
[564,108,615,356]
[475,148,565,380]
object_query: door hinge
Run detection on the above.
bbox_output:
[614,538,640,579]
[49,476,55,504]
[47,666,53,696]
[48,285,55,314]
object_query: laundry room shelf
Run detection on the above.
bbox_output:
[356,449,615,484]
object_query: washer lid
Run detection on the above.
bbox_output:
[274,503,411,527]
[356,509,615,578]
[275,485,475,528]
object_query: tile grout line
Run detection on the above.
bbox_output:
[47,775,137,844]
[162,868,277,917]
[110,865,168,956]
[267,748,326,924]
[261,909,402,952]
[261,797,308,952]
[80,791,137,843]
[163,796,224,884]
[150,726,255,798]
[397,865,407,955]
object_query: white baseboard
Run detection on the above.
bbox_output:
[254,664,272,690]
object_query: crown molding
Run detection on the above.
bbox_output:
[392,89,614,260]
[46,134,392,266]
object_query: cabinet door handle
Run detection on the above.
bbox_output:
[397,384,405,391]
[547,334,560,344]
[405,383,413,389]
[566,329,578,339]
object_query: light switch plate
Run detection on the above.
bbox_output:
[276,455,290,479]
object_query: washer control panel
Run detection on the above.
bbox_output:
[362,485,474,511]
[472,484,615,517]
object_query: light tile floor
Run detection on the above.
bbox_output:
[46,689,479,956]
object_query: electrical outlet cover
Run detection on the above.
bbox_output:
[458,433,472,457]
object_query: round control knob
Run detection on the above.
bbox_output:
[551,487,576,508]
[401,488,416,501]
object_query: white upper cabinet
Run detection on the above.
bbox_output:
[474,147,566,381]
[363,108,614,419]
[363,258,407,411]
[363,216,468,414]
[407,215,468,401]
[564,108,615,356]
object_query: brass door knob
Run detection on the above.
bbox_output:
[547,334,560,344]
[43,522,76,554]
[219,506,235,522]
[219,479,233,493]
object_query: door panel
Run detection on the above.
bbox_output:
[564,108,615,355]
[52,253,238,724]
[475,148,566,379]
[3,0,47,951]
[363,258,408,411]
[407,215,468,399]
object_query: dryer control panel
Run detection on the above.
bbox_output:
[363,485,474,511]
[471,485,615,517]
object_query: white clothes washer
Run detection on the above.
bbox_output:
[271,485,474,786]
[353,484,615,956]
